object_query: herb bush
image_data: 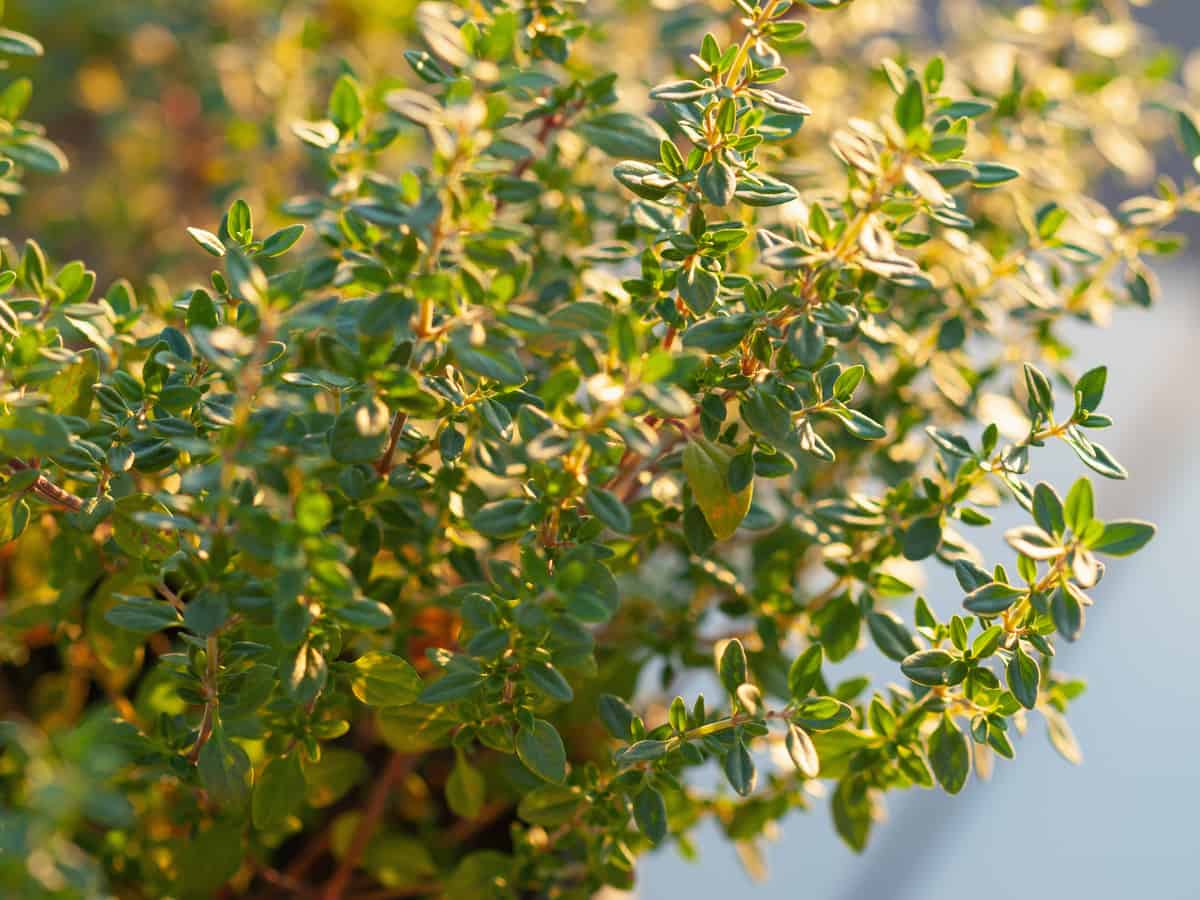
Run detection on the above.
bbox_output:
[0,0,1194,897]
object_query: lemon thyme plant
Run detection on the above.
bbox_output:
[1,0,1196,897]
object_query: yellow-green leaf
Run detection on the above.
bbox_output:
[682,435,752,540]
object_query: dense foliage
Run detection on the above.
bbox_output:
[1,0,1194,897]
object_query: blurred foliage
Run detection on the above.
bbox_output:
[3,0,431,285]
[0,0,1196,898]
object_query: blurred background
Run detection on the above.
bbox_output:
[1,0,1196,897]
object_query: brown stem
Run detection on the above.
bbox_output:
[320,752,414,900]
[187,634,220,763]
[374,412,408,476]
[7,458,84,512]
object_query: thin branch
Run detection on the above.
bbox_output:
[7,458,84,512]
[187,634,220,764]
[374,412,408,477]
[319,752,415,900]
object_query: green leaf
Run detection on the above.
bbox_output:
[785,723,820,778]
[971,625,1004,659]
[471,498,539,539]
[1051,585,1084,642]
[681,313,755,354]
[351,652,423,707]
[894,79,924,132]
[517,785,582,826]
[718,638,748,696]
[329,399,390,464]
[225,247,268,303]
[183,591,228,637]
[817,594,862,662]
[516,719,567,784]
[585,486,632,534]
[614,740,671,765]
[1006,644,1040,709]
[722,742,756,796]
[1074,366,1107,414]
[1072,437,1128,480]
[446,752,486,820]
[1032,483,1065,537]
[633,787,668,845]
[787,644,823,700]
[866,610,918,662]
[104,596,182,634]
[1089,520,1155,556]
[526,661,574,703]
[788,318,826,367]
[613,160,673,200]
[226,198,253,244]
[252,753,306,831]
[0,29,43,57]
[962,582,1025,615]
[259,224,306,258]
[833,365,865,401]
[729,174,796,206]
[753,89,811,117]
[176,823,244,898]
[973,162,1021,185]
[1023,363,1054,418]
[418,670,486,704]
[649,80,710,102]
[683,436,752,540]
[831,777,872,852]
[1064,478,1094,534]
[1179,110,1200,171]
[659,137,685,173]
[329,74,364,133]
[112,494,178,561]
[937,99,994,119]
[928,714,970,794]
[185,289,220,330]
[901,516,943,561]
[835,407,887,441]
[677,265,720,315]
[0,407,71,457]
[4,135,68,173]
[404,49,448,82]
[1045,709,1083,765]
[728,450,755,493]
[900,649,964,686]
[575,112,668,160]
[598,694,635,740]
[378,705,458,752]
[292,119,341,149]
[186,227,226,257]
[698,160,736,206]
[46,349,98,418]
[792,696,853,731]
[197,728,251,811]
